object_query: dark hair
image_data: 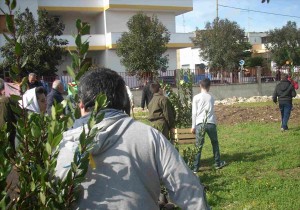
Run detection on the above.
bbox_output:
[78,68,130,114]
[35,86,47,97]
[200,78,211,90]
[150,81,161,93]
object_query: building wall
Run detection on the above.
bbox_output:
[105,11,176,33]
[56,13,98,34]
[178,47,207,70]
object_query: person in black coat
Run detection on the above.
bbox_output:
[141,80,153,110]
[272,74,297,131]
[47,80,64,115]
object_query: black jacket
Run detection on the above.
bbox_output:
[272,79,296,104]
[47,89,64,115]
[141,84,153,109]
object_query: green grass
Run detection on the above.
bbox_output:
[199,122,300,210]
[135,105,300,210]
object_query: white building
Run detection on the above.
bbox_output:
[0,0,194,75]
[178,32,271,71]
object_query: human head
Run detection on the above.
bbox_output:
[150,81,161,94]
[28,73,37,84]
[78,68,130,114]
[52,80,64,93]
[21,87,47,114]
[0,78,5,96]
[35,87,47,113]
[200,78,211,91]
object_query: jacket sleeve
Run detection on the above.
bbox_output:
[161,97,175,129]
[155,134,210,210]
[272,86,278,103]
[191,96,197,128]
[55,134,79,179]
[291,86,297,98]
[141,88,146,109]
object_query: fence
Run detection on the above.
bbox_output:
[33,69,279,92]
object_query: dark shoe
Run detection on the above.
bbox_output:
[215,161,227,169]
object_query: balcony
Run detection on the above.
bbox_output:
[106,32,193,49]
[60,34,106,51]
[107,0,193,14]
[38,0,105,12]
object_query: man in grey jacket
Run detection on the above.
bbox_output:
[55,68,210,210]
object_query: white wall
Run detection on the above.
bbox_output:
[179,47,207,69]
[246,32,267,45]
[58,13,99,34]
[105,11,176,33]
[165,49,177,70]
[108,0,193,8]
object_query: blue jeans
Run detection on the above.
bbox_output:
[193,123,221,171]
[279,103,292,130]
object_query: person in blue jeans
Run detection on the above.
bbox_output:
[272,74,297,131]
[191,78,226,173]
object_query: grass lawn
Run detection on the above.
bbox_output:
[134,104,300,210]
[198,121,300,210]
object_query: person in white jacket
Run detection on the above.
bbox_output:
[55,68,210,210]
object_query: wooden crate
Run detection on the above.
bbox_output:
[174,128,195,144]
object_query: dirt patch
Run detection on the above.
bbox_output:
[215,102,300,126]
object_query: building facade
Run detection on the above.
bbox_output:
[0,0,194,75]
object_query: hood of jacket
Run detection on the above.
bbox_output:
[19,88,40,113]
[277,80,292,93]
[63,109,133,154]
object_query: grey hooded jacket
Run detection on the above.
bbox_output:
[55,109,209,210]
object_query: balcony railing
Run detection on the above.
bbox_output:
[60,34,106,50]
[38,0,104,9]
[106,32,194,49]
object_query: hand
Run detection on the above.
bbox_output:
[191,128,195,134]
[170,128,175,134]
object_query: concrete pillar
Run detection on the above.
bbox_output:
[256,66,262,96]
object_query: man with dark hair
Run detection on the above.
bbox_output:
[27,73,43,89]
[272,74,296,131]
[55,68,210,210]
[191,78,226,173]
[148,81,175,140]
[47,80,64,115]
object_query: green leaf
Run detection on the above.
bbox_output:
[9,94,21,102]
[80,42,89,55]
[31,124,41,138]
[30,181,36,192]
[10,0,16,10]
[75,62,90,82]
[5,14,14,33]
[10,103,22,116]
[39,192,46,205]
[81,23,90,35]
[51,105,56,119]
[45,142,52,155]
[71,53,80,68]
[75,34,82,47]
[15,41,22,56]
[21,57,29,68]
[67,66,76,81]
[51,133,63,148]
[11,65,20,74]
[76,19,81,31]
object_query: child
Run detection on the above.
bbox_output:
[191,78,226,173]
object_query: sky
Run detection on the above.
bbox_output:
[176,0,300,33]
